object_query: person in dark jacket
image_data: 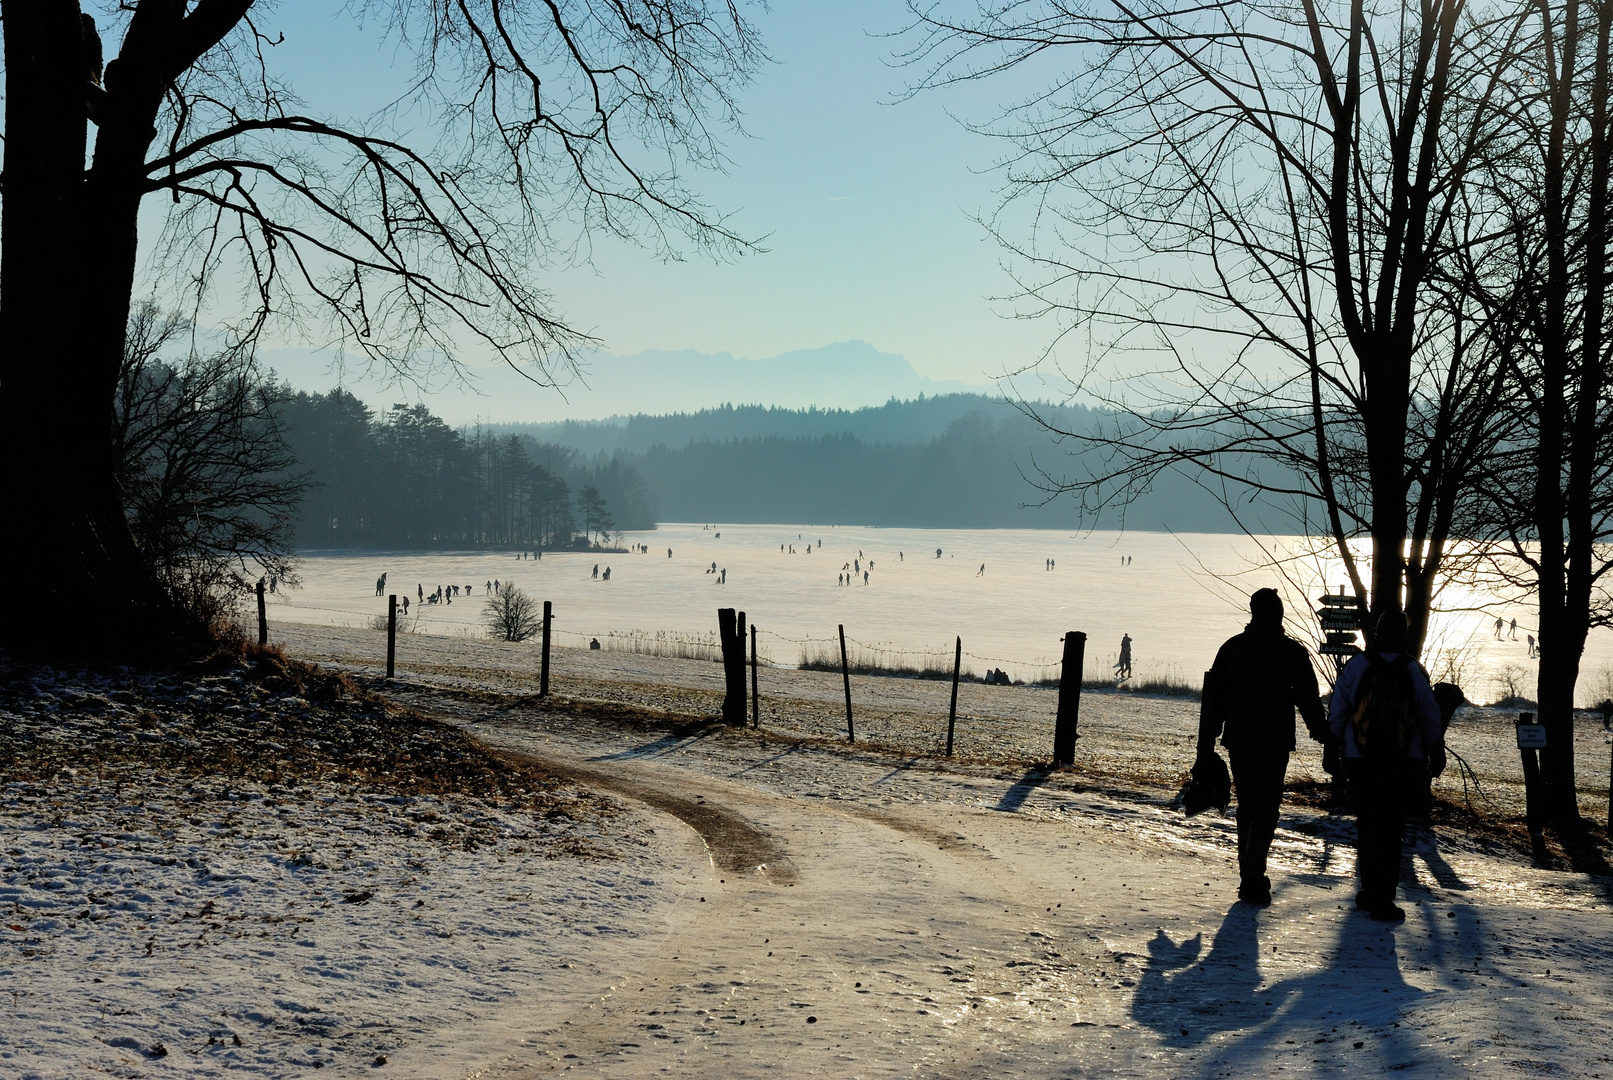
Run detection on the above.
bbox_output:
[1199,588,1328,906]
[1328,610,1443,923]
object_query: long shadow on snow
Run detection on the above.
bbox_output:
[1131,903,1442,1076]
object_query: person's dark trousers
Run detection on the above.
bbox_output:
[1229,748,1290,891]
[1347,757,1420,906]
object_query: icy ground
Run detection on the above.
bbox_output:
[430,687,1612,1079]
[5,652,1612,1078]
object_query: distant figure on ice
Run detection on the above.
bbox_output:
[668,548,673,558]
[1200,588,1327,908]
[603,567,611,581]
[401,596,409,615]
[590,638,601,649]
[807,545,812,554]
[1528,634,1538,657]
[936,548,943,559]
[485,580,492,594]
[899,552,903,561]
[1329,610,1443,922]
[1494,616,1504,638]
[1509,618,1518,640]
[376,572,387,596]
[977,563,985,577]
[1115,634,1133,680]
[863,571,869,585]
[720,568,727,584]
[418,584,424,601]
[592,564,599,579]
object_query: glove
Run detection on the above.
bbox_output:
[1428,743,1448,778]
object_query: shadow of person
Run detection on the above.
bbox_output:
[1132,904,1273,1049]
[1131,900,1434,1077]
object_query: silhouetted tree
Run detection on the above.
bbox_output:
[484,582,541,643]
[113,302,305,625]
[0,0,766,654]
[902,0,1528,650]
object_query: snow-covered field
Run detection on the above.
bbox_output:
[0,652,698,1078]
[5,629,1613,1078]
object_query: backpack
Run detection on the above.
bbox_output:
[1351,653,1417,758]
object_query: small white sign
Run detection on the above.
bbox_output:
[1516,724,1548,749]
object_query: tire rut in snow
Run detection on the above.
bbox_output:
[492,748,799,885]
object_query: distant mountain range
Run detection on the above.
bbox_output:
[258,340,991,425]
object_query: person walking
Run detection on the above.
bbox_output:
[1328,610,1443,923]
[1198,588,1328,907]
[1114,633,1133,680]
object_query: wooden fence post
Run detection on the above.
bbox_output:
[839,623,855,743]
[751,623,760,728]
[718,608,746,724]
[1053,631,1086,766]
[386,595,397,678]
[540,600,552,697]
[256,579,268,646]
[947,636,961,757]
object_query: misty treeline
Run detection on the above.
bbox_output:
[279,390,655,550]
[497,397,1247,530]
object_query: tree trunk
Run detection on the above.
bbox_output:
[0,2,183,656]
[1533,1,1585,820]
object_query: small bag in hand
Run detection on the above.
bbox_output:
[1428,742,1448,778]
[1180,748,1232,817]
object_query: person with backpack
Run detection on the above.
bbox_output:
[1198,588,1328,907]
[1328,610,1444,922]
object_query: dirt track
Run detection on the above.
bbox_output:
[378,683,1613,1080]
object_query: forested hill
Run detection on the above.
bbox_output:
[277,390,1264,548]
[494,395,1260,533]
[490,394,1057,456]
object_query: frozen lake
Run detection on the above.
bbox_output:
[276,523,1608,705]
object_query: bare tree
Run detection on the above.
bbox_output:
[901,0,1527,652]
[1453,0,1613,819]
[484,581,541,643]
[0,0,766,654]
[113,300,305,626]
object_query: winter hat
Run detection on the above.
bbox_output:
[1374,609,1408,650]
[1249,588,1283,620]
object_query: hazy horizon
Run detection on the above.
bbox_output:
[261,340,998,427]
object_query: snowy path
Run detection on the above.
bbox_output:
[399,689,1613,1079]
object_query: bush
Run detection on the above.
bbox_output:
[484,583,541,642]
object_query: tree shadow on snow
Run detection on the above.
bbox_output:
[993,767,1052,813]
[1131,902,1436,1076]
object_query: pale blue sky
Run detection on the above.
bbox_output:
[243,1,1051,410]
